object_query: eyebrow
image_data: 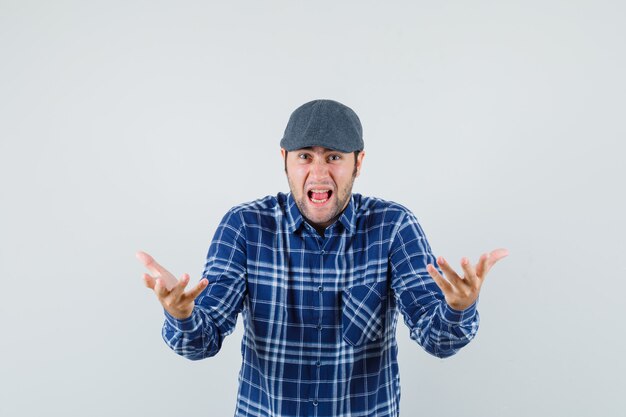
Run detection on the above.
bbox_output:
[298,147,344,154]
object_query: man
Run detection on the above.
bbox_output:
[137,99,508,417]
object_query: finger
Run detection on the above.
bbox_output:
[136,251,178,290]
[135,251,167,276]
[426,264,453,294]
[170,273,191,298]
[489,248,509,263]
[460,257,479,286]
[436,257,465,288]
[143,273,157,290]
[475,253,489,279]
[484,248,510,276]
[154,278,170,299]
[182,278,209,302]
[136,251,170,277]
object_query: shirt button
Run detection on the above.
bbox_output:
[316,324,322,331]
[312,400,319,406]
[318,285,323,292]
[316,360,321,367]
[320,250,325,255]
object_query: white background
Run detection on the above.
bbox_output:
[1,1,624,416]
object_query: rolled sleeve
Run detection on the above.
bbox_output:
[163,308,203,333]
[390,210,480,358]
[161,208,248,360]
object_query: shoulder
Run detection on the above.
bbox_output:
[220,193,287,227]
[227,194,281,215]
[353,195,430,249]
[350,194,421,239]
[353,193,416,221]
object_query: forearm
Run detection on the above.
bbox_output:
[161,208,247,360]
[389,210,480,358]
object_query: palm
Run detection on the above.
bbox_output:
[426,248,509,311]
[136,250,209,319]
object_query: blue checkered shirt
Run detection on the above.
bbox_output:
[162,192,479,417]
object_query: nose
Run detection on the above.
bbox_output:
[310,159,330,181]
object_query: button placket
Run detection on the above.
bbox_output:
[313,247,325,410]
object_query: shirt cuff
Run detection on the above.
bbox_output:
[163,307,202,332]
[440,298,478,324]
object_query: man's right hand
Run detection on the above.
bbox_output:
[136,251,208,320]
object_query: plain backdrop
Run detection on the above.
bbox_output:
[1,1,624,416]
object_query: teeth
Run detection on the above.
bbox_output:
[308,189,331,204]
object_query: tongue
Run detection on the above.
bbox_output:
[311,191,329,200]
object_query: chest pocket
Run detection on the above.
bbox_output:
[342,281,387,346]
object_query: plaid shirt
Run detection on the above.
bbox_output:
[162,192,479,417]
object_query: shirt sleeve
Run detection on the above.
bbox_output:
[389,210,479,358]
[161,208,248,360]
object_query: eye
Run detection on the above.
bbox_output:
[328,154,341,161]
[298,153,310,160]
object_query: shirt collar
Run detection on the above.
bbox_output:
[336,195,356,235]
[285,192,356,236]
[285,192,305,233]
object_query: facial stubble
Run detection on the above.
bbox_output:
[284,151,359,230]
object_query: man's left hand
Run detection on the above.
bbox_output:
[426,248,509,311]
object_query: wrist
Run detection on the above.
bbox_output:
[441,297,478,324]
[163,307,200,332]
[165,307,193,320]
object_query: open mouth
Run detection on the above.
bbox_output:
[307,189,333,205]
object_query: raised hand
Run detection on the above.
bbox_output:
[426,248,509,311]
[136,251,208,320]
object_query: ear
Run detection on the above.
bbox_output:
[281,148,288,173]
[355,151,365,177]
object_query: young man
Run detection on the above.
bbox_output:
[137,99,508,417]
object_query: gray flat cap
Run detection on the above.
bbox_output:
[280,99,364,153]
